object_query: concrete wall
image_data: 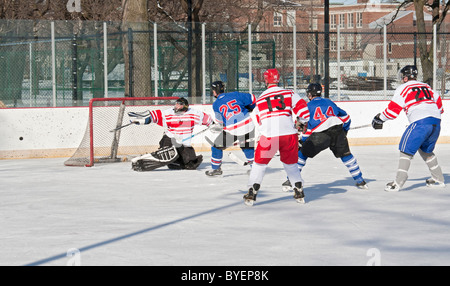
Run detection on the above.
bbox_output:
[0,100,448,160]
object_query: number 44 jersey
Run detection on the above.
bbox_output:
[380,80,444,123]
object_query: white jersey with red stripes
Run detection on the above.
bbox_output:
[150,107,212,146]
[380,80,444,123]
[254,86,310,138]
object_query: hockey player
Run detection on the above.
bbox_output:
[372,65,445,191]
[284,83,368,191]
[129,97,212,171]
[244,68,310,206]
[205,81,256,176]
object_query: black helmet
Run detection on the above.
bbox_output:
[211,81,225,96]
[306,83,322,98]
[399,65,418,81]
[174,97,189,113]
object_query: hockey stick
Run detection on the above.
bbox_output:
[228,152,250,166]
[109,122,135,132]
[182,126,212,142]
[350,124,372,130]
[227,138,256,166]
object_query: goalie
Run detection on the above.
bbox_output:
[129,97,213,171]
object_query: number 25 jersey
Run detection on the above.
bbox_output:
[380,80,444,123]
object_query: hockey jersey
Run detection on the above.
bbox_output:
[254,86,310,138]
[212,91,256,136]
[302,97,350,141]
[380,80,444,123]
[150,107,212,146]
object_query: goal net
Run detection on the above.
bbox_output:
[64,97,178,167]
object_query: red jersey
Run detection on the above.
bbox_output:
[254,86,310,137]
[380,80,443,123]
[150,108,212,145]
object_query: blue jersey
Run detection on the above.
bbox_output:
[212,91,256,136]
[302,97,351,140]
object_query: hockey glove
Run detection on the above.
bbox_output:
[128,110,151,125]
[210,123,223,133]
[372,113,384,130]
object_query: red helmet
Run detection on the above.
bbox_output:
[263,68,280,84]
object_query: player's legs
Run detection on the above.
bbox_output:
[418,150,445,187]
[241,147,254,165]
[386,123,426,191]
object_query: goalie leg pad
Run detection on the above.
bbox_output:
[132,146,179,171]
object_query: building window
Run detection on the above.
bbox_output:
[388,43,392,54]
[356,12,363,28]
[347,35,354,50]
[339,14,345,29]
[274,12,282,27]
[347,13,354,28]
[330,35,337,51]
[330,14,337,29]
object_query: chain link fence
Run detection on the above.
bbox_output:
[0,19,449,108]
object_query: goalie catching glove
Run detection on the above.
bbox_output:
[131,146,179,171]
[128,110,152,125]
[372,113,384,130]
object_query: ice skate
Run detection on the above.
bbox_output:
[385,181,400,192]
[205,168,222,176]
[426,178,445,188]
[293,182,305,204]
[281,179,293,192]
[244,184,260,206]
[356,180,369,190]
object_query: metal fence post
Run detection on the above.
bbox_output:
[51,21,56,107]
[248,24,252,95]
[383,25,387,100]
[433,24,437,91]
[127,28,133,97]
[153,23,158,97]
[103,22,108,98]
[202,23,206,104]
[293,24,297,94]
[71,34,78,105]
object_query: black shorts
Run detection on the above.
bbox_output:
[211,129,255,150]
[159,135,198,168]
[300,125,351,158]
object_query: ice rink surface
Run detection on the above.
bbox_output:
[1,144,449,266]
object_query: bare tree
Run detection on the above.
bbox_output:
[122,0,151,97]
[390,0,450,84]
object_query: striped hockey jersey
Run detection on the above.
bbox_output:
[254,86,310,137]
[302,97,351,140]
[380,80,444,123]
[212,91,256,136]
[150,107,212,146]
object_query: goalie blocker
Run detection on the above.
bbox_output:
[131,146,179,171]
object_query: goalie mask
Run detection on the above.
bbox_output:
[174,97,189,114]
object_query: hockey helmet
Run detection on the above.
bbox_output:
[263,68,280,85]
[174,97,189,113]
[398,65,418,81]
[211,81,225,96]
[306,83,322,98]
